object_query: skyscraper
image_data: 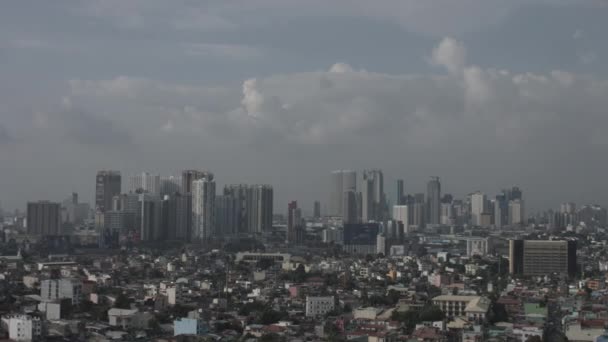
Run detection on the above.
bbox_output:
[192,176,215,240]
[329,170,356,218]
[129,172,161,195]
[27,201,61,236]
[426,177,441,225]
[396,179,405,205]
[287,201,302,244]
[470,191,486,226]
[343,190,358,224]
[494,194,508,228]
[160,175,182,196]
[361,169,385,222]
[139,193,162,241]
[392,205,409,232]
[411,193,426,228]
[163,192,191,240]
[95,171,121,213]
[313,201,321,219]
[247,185,274,233]
[215,195,240,236]
[508,199,525,226]
[181,170,212,194]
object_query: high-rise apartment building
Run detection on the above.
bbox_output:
[494,194,508,228]
[95,171,121,213]
[509,240,576,277]
[181,170,212,194]
[361,169,385,222]
[215,195,240,236]
[426,177,441,225]
[129,172,161,195]
[162,192,191,240]
[470,192,486,226]
[411,193,426,228]
[192,176,215,240]
[223,184,273,234]
[329,170,356,218]
[392,205,409,232]
[508,199,525,226]
[27,201,61,236]
[160,176,182,197]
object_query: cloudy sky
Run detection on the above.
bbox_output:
[1,0,607,214]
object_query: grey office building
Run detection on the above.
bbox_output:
[426,177,441,225]
[27,201,61,236]
[95,171,121,213]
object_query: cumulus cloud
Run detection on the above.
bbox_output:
[41,37,608,210]
[431,37,467,74]
[329,63,355,73]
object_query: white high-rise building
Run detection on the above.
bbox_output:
[440,202,453,225]
[329,170,356,218]
[192,176,216,240]
[130,172,161,195]
[509,199,525,226]
[470,192,486,226]
[392,205,409,230]
[2,315,42,341]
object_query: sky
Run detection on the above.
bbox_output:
[1,0,608,214]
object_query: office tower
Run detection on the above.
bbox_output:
[392,205,409,233]
[361,169,385,222]
[329,170,356,217]
[313,201,321,219]
[509,240,576,277]
[192,176,215,240]
[129,172,161,195]
[426,177,441,225]
[411,193,426,228]
[160,176,182,196]
[139,193,162,241]
[287,201,302,244]
[215,195,240,236]
[470,191,486,226]
[494,194,508,228]
[163,192,191,240]
[181,170,212,194]
[95,171,121,213]
[396,179,405,205]
[343,190,358,224]
[506,187,522,201]
[27,201,61,236]
[508,199,524,226]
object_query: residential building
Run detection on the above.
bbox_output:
[40,278,83,305]
[1,315,42,341]
[329,170,356,218]
[306,296,335,317]
[427,177,441,225]
[192,176,215,240]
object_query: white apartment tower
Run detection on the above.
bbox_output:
[192,176,216,240]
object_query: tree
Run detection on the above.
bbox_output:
[114,293,131,309]
[256,258,275,270]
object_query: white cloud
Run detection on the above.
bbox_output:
[431,37,467,74]
[329,63,355,73]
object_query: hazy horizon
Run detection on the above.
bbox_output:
[1,1,608,213]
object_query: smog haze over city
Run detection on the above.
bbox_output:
[1,3,608,342]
